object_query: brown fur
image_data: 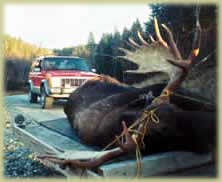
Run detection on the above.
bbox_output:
[64,76,216,156]
[87,74,123,85]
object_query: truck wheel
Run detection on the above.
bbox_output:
[28,86,38,103]
[40,88,54,109]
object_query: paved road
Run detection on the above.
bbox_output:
[4,94,66,122]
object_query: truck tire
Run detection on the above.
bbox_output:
[40,87,54,109]
[28,85,38,103]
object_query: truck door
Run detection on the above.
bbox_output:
[34,59,45,88]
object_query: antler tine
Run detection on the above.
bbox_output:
[137,31,150,46]
[124,40,137,50]
[128,38,143,48]
[188,7,202,64]
[149,34,156,43]
[118,47,133,55]
[154,17,168,48]
[161,24,183,60]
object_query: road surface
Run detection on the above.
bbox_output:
[4,95,67,122]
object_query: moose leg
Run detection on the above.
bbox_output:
[37,121,139,169]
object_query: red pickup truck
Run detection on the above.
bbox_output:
[28,56,98,109]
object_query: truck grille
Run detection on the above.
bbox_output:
[61,78,86,87]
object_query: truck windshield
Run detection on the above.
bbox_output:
[43,58,90,71]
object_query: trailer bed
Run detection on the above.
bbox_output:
[12,114,213,177]
[6,95,215,178]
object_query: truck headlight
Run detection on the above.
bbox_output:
[48,78,61,87]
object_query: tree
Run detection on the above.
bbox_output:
[53,47,74,56]
[94,33,113,75]
[3,34,53,60]
[87,32,96,47]
[87,32,97,67]
[129,19,143,44]
[72,45,90,58]
[145,4,217,61]
[122,27,131,42]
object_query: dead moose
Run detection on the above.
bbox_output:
[38,14,216,170]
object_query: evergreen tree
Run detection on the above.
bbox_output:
[72,45,90,58]
[87,32,96,47]
[94,33,113,75]
[129,19,143,44]
[53,47,74,56]
[122,27,131,42]
[145,4,217,61]
[87,32,97,67]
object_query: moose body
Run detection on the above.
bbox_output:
[64,76,216,155]
[64,76,165,148]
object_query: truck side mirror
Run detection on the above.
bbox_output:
[91,68,96,73]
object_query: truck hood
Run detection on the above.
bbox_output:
[46,70,98,77]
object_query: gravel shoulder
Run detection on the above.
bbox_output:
[3,93,64,178]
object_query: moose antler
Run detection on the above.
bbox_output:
[119,15,201,100]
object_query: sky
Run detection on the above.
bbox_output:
[4,4,151,49]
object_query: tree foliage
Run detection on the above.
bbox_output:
[145,4,217,62]
[3,34,53,60]
[72,45,91,58]
[53,47,74,56]
[93,19,145,81]
[87,32,96,47]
